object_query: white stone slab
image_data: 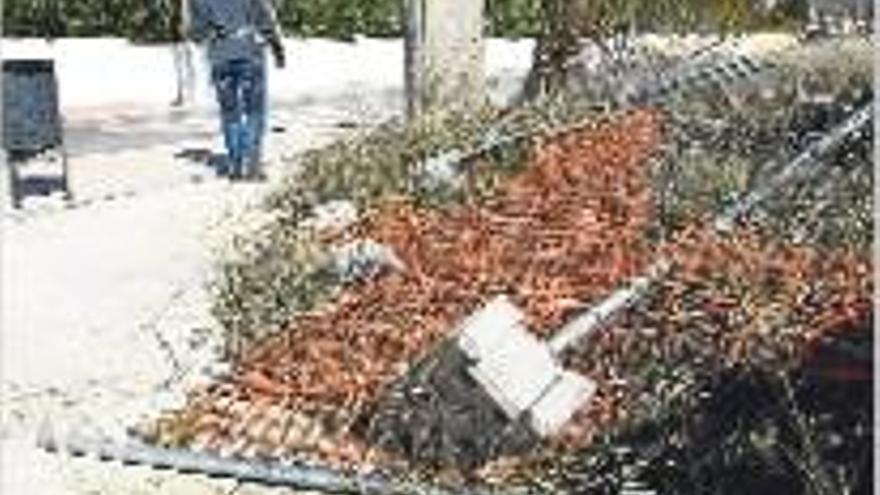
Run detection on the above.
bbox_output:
[456,296,561,419]
[528,370,596,437]
[456,295,525,361]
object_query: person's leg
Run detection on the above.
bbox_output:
[171,43,186,106]
[241,58,268,179]
[211,61,246,177]
[180,42,197,105]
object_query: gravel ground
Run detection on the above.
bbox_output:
[0,34,799,494]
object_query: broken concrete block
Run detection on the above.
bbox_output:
[415,150,466,190]
[329,238,405,283]
[527,370,595,437]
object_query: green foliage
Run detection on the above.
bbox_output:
[3,0,809,41]
[654,39,874,250]
[274,0,403,39]
[486,0,542,37]
[2,0,403,40]
[212,228,339,359]
[3,0,540,40]
[2,0,171,40]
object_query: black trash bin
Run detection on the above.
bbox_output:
[3,59,72,208]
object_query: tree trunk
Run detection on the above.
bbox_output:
[404,0,486,119]
[518,0,583,102]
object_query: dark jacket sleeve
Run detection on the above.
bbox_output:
[252,0,283,45]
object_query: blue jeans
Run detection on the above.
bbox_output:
[211,58,266,176]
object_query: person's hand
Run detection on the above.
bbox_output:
[271,41,286,69]
[274,51,286,69]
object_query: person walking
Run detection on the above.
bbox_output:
[170,0,197,108]
[188,0,285,180]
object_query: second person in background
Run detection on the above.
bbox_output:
[170,0,196,108]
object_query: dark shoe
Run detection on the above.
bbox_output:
[244,157,268,182]
[226,157,245,181]
[227,162,244,180]
[245,168,267,182]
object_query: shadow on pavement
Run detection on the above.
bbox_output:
[63,88,403,158]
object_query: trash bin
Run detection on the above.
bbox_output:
[3,59,72,208]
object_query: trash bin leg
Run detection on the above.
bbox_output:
[7,159,22,209]
[60,143,73,203]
